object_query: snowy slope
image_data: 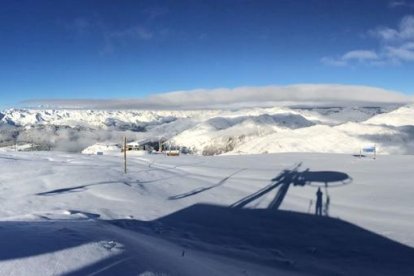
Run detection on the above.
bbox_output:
[0,151,413,275]
[364,104,414,126]
[170,113,315,155]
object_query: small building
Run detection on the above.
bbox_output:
[123,139,159,152]
[165,144,181,156]
[126,141,142,151]
[123,139,182,156]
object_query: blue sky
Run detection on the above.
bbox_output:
[1,0,414,109]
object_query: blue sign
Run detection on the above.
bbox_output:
[362,146,376,153]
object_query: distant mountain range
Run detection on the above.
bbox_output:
[1,105,414,154]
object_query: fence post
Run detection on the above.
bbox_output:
[124,137,127,174]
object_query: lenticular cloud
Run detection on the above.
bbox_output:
[23,84,411,110]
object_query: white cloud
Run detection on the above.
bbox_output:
[342,50,379,61]
[371,15,414,42]
[386,43,414,61]
[389,0,405,7]
[371,27,400,41]
[400,15,414,40]
[342,50,379,60]
[22,84,412,110]
[321,50,378,66]
[389,0,414,8]
[323,15,414,66]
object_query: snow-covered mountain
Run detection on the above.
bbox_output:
[1,104,414,154]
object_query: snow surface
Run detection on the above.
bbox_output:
[0,151,413,275]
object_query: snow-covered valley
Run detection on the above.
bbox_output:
[0,151,413,275]
[1,104,414,155]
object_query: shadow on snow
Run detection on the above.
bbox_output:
[35,181,133,196]
[1,203,413,276]
[231,163,352,210]
[8,164,413,275]
[168,168,246,200]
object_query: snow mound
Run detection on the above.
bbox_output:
[82,143,121,155]
[364,105,414,127]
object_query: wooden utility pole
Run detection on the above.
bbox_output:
[159,139,162,153]
[124,136,127,174]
